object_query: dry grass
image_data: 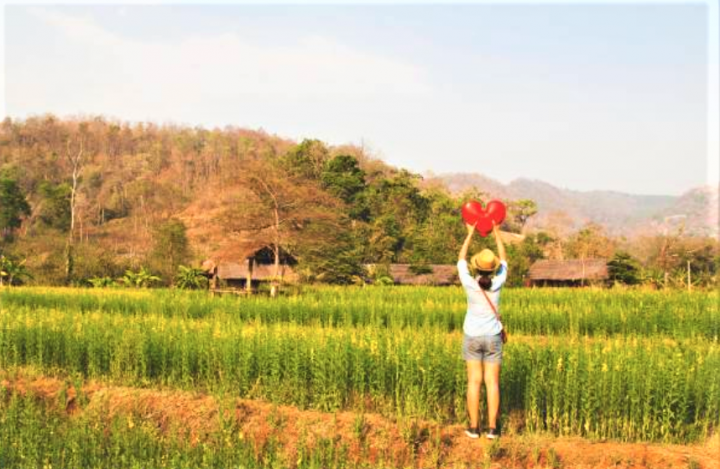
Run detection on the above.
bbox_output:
[1,370,717,469]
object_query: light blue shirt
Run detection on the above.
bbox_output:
[457,259,508,337]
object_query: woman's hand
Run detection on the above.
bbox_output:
[459,222,477,261]
[491,221,507,262]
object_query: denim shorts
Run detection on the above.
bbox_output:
[462,333,503,363]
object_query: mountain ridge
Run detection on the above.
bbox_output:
[431,172,718,238]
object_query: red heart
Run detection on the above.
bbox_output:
[461,199,507,237]
[486,200,506,226]
[461,201,483,225]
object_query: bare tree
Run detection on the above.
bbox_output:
[657,220,686,288]
[62,127,87,281]
[564,223,616,286]
[65,132,85,241]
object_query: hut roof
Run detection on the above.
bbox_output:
[202,244,297,279]
[215,260,297,281]
[387,264,458,286]
[529,259,608,281]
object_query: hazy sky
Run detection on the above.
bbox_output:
[3,2,717,196]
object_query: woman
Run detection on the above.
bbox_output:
[457,221,507,440]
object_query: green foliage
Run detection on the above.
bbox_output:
[607,251,642,285]
[283,139,329,180]
[37,182,72,232]
[148,219,190,284]
[0,255,32,286]
[0,177,31,240]
[174,265,209,290]
[564,223,615,260]
[505,199,538,233]
[504,233,551,287]
[295,223,365,285]
[0,389,326,469]
[404,189,466,265]
[366,170,430,225]
[408,263,433,275]
[3,286,716,339]
[374,275,395,286]
[71,243,126,283]
[321,154,366,205]
[120,267,161,288]
[3,115,716,290]
[0,287,717,443]
[87,277,116,288]
[365,263,393,285]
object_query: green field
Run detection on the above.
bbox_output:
[0,286,718,468]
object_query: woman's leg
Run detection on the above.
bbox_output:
[466,360,484,429]
[483,362,501,429]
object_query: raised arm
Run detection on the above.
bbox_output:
[458,223,476,262]
[492,222,507,262]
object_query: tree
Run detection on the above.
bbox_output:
[640,225,687,288]
[294,222,364,284]
[64,128,86,240]
[504,233,550,286]
[321,154,367,204]
[404,188,466,265]
[282,139,329,180]
[564,223,615,286]
[607,251,641,285]
[507,199,538,233]
[564,223,615,260]
[224,158,342,281]
[0,177,31,241]
[37,182,72,231]
[148,219,191,284]
[675,238,720,289]
[362,171,430,263]
[62,127,88,282]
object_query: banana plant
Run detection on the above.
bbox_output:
[0,255,33,287]
[174,265,208,290]
[120,267,161,288]
[88,277,116,288]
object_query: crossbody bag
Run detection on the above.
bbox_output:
[480,288,508,344]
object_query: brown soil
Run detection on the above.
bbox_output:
[1,373,717,469]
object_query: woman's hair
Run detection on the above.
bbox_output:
[477,273,492,291]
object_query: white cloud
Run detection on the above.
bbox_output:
[21,7,431,110]
[28,7,118,46]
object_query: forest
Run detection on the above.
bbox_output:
[0,115,717,288]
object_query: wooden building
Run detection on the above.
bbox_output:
[528,259,608,287]
[202,245,297,294]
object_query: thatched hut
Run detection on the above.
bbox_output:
[384,264,459,286]
[528,259,608,287]
[202,244,297,294]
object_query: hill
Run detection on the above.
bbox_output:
[1,115,717,286]
[433,173,718,238]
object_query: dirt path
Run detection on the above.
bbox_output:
[1,374,717,469]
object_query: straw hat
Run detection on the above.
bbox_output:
[470,249,500,274]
